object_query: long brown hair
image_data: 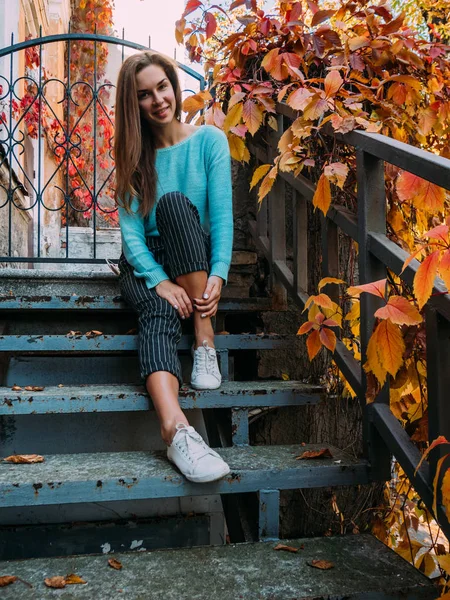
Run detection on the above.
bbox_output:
[114,51,182,216]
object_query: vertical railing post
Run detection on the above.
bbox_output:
[293,191,308,296]
[356,149,391,480]
[321,216,339,306]
[268,114,287,308]
[425,307,450,482]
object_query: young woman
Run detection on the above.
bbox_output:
[114,51,233,483]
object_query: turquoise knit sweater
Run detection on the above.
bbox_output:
[118,125,233,289]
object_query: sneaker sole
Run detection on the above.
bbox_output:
[190,380,222,390]
[167,456,231,484]
[186,464,231,484]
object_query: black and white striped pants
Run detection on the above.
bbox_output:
[118,192,211,385]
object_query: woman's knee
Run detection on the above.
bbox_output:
[156,191,200,224]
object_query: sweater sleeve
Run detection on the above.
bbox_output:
[206,127,233,283]
[118,196,169,289]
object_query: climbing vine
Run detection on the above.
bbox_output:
[177,0,450,591]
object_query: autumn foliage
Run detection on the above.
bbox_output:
[178,0,450,588]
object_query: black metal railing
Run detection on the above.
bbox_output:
[248,103,450,540]
[0,33,205,264]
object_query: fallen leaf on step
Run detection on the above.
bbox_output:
[4,454,44,464]
[66,330,82,337]
[0,576,17,587]
[295,448,333,460]
[44,576,66,588]
[58,384,64,388]
[217,331,230,335]
[85,330,103,338]
[24,386,45,392]
[11,385,22,391]
[108,558,123,570]
[273,544,299,553]
[65,573,86,585]
[309,559,334,570]
[125,328,137,335]
[281,373,290,381]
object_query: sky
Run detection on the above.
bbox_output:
[113,0,185,61]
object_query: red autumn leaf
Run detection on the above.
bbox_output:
[296,448,333,459]
[415,435,449,474]
[205,12,217,39]
[304,293,333,311]
[108,558,123,570]
[374,296,422,326]
[183,0,202,18]
[4,454,44,463]
[311,9,336,26]
[424,224,449,244]
[396,171,445,213]
[287,87,314,111]
[273,544,299,552]
[309,559,335,569]
[413,250,440,309]
[0,576,17,587]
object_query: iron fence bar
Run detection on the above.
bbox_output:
[7,33,13,258]
[356,149,391,480]
[0,34,206,86]
[37,35,43,259]
[93,35,98,258]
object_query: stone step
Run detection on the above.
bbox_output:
[0,534,435,599]
[0,381,323,415]
[0,445,369,508]
[0,333,293,353]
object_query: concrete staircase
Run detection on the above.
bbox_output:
[0,269,437,599]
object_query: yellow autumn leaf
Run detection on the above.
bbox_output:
[223,102,243,133]
[318,277,346,292]
[258,166,277,203]
[228,134,250,163]
[376,319,405,378]
[250,164,271,190]
[364,323,387,387]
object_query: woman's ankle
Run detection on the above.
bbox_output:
[161,416,189,445]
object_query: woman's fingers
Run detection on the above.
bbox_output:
[195,298,218,313]
[176,292,193,318]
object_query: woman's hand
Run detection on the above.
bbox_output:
[193,275,223,318]
[155,280,193,319]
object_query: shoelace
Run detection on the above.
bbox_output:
[193,343,218,377]
[177,428,210,462]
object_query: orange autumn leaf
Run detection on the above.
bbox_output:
[228,134,250,163]
[324,162,349,189]
[296,448,333,459]
[374,296,422,326]
[320,327,337,352]
[249,164,271,190]
[439,249,450,292]
[108,558,123,570]
[258,167,277,202]
[324,70,343,98]
[0,576,17,587]
[273,544,299,552]
[415,436,449,474]
[309,559,334,569]
[413,250,440,309]
[364,324,387,386]
[242,100,264,136]
[375,319,405,378]
[304,293,333,311]
[347,279,386,299]
[306,329,322,360]
[424,224,449,244]
[44,576,66,589]
[4,454,44,463]
[65,574,87,585]
[318,277,346,291]
[432,454,449,518]
[313,174,331,215]
[297,321,315,335]
[396,171,445,213]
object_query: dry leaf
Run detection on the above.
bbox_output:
[24,386,45,392]
[108,558,123,570]
[4,454,44,464]
[309,559,334,569]
[58,384,64,388]
[11,385,22,391]
[296,448,333,460]
[125,329,137,335]
[65,573,86,585]
[273,544,299,553]
[0,576,17,587]
[67,330,82,337]
[85,330,103,338]
[44,576,66,588]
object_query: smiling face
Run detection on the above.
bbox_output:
[136,64,177,128]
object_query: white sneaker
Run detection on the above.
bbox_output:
[191,340,222,390]
[167,423,230,483]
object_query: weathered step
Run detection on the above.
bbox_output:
[0,333,293,353]
[0,295,273,312]
[0,445,369,508]
[0,381,323,415]
[0,534,435,599]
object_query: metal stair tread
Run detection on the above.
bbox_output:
[0,444,370,507]
[0,333,295,352]
[0,381,324,414]
[0,534,435,599]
